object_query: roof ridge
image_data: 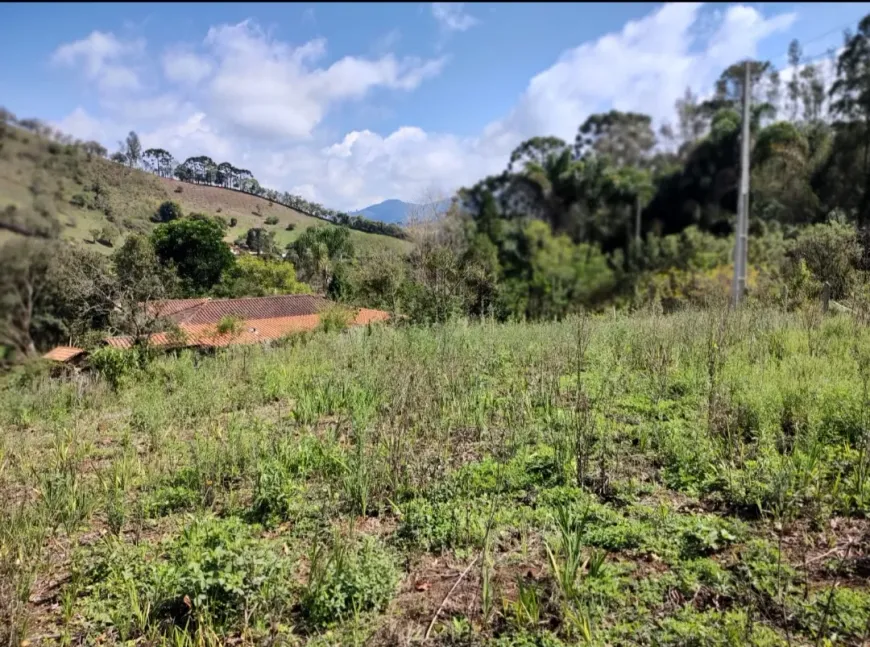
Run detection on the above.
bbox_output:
[201,294,324,303]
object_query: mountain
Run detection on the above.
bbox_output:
[352,198,452,224]
[0,125,411,255]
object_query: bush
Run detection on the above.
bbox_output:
[229,217,238,227]
[787,219,861,300]
[82,516,292,636]
[285,222,296,231]
[301,535,398,626]
[153,200,183,224]
[317,305,356,333]
[88,346,142,389]
[265,216,279,225]
[174,184,183,193]
[69,193,88,208]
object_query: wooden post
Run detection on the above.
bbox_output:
[821,282,831,314]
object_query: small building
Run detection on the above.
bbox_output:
[42,295,390,363]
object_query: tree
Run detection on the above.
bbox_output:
[214,256,311,298]
[118,131,142,169]
[82,140,107,160]
[787,39,803,122]
[0,240,115,357]
[830,15,870,225]
[660,87,708,160]
[0,239,57,357]
[244,227,278,257]
[143,148,175,177]
[286,226,355,293]
[508,136,569,172]
[153,200,183,223]
[574,111,656,167]
[151,218,236,295]
[110,235,179,341]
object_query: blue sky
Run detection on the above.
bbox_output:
[1,2,868,210]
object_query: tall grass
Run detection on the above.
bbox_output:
[2,306,870,644]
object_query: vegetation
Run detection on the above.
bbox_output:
[0,116,411,255]
[2,307,870,644]
[5,14,870,644]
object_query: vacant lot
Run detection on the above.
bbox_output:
[1,308,869,646]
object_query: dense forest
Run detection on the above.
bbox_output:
[5,16,870,361]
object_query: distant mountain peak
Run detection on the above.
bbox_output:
[352,198,451,224]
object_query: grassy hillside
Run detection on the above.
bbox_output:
[2,309,870,644]
[0,127,411,255]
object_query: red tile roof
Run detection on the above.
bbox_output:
[44,298,391,360]
[104,308,390,350]
[146,295,330,325]
[42,346,86,362]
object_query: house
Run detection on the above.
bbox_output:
[42,295,390,362]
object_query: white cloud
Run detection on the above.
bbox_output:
[261,2,797,210]
[431,3,478,32]
[139,112,235,162]
[201,20,445,140]
[54,107,110,143]
[162,50,213,84]
[52,31,144,93]
[481,3,795,151]
[51,4,799,212]
[102,94,186,121]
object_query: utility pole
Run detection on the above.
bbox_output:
[732,60,751,306]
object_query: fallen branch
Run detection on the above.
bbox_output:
[424,554,480,640]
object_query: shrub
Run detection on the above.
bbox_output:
[787,219,860,300]
[153,200,183,224]
[265,216,279,225]
[81,516,292,636]
[301,535,398,626]
[88,346,143,389]
[174,184,183,193]
[229,217,238,227]
[69,193,88,208]
[285,222,296,231]
[317,305,356,334]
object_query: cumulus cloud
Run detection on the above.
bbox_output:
[261,2,797,210]
[52,30,144,93]
[201,20,445,140]
[431,3,478,32]
[162,50,213,84]
[52,4,799,212]
[139,112,235,162]
[54,106,112,142]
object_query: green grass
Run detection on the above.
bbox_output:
[2,307,870,645]
[0,128,411,256]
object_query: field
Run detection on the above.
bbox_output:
[2,307,870,646]
[0,128,411,255]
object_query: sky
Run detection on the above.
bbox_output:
[1,2,868,212]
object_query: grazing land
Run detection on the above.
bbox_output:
[0,128,411,255]
[2,307,869,646]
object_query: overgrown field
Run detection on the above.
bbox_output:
[2,308,870,646]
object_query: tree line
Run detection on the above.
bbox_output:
[6,15,870,362]
[111,133,407,239]
[0,112,406,240]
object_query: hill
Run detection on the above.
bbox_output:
[353,198,452,224]
[0,126,411,255]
